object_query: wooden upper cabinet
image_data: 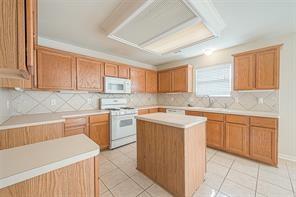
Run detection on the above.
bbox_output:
[158,65,193,93]
[0,0,36,88]
[130,67,146,92]
[37,47,76,90]
[145,70,157,93]
[256,48,279,89]
[104,63,118,77]
[118,65,130,78]
[234,53,256,90]
[76,57,104,92]
[158,70,171,93]
[171,66,193,92]
[233,45,281,90]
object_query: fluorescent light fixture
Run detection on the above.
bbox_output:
[143,22,214,54]
[204,48,215,56]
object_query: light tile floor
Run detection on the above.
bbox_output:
[99,143,296,197]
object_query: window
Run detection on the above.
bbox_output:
[196,64,232,97]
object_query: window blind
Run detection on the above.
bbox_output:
[196,64,232,97]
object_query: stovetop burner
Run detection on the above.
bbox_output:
[105,108,120,111]
[120,107,135,110]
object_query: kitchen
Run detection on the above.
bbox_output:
[0,0,296,197]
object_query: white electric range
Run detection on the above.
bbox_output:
[100,98,137,149]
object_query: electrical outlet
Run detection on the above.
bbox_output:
[87,98,92,104]
[50,99,56,106]
[258,97,264,104]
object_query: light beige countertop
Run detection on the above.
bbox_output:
[0,134,100,189]
[0,110,109,130]
[136,106,279,118]
[136,113,207,129]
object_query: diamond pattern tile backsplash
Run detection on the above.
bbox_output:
[9,90,158,115]
[7,89,278,116]
[158,91,279,112]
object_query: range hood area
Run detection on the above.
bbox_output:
[102,0,225,55]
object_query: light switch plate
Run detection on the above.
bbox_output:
[87,98,92,104]
[258,97,264,104]
[50,99,56,106]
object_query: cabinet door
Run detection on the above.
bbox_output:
[158,71,171,93]
[256,48,279,89]
[225,123,249,156]
[206,120,224,149]
[118,65,130,78]
[234,53,256,90]
[145,70,157,93]
[104,63,118,77]
[171,67,189,92]
[130,68,146,92]
[90,122,109,150]
[37,48,76,90]
[250,126,277,165]
[77,57,103,91]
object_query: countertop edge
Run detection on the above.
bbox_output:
[0,148,99,189]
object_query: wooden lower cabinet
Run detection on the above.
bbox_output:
[206,120,225,149]
[148,108,158,113]
[225,123,249,156]
[250,126,277,165]
[89,114,110,150]
[186,111,203,116]
[158,108,166,112]
[64,117,89,137]
[0,123,64,150]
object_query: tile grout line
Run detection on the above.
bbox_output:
[254,163,260,197]
[286,161,296,195]
[215,158,235,196]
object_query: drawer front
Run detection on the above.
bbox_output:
[158,108,166,112]
[203,112,224,121]
[148,108,158,113]
[250,117,278,129]
[226,115,249,125]
[90,114,109,123]
[185,111,203,116]
[64,125,88,137]
[138,109,149,115]
[65,117,88,128]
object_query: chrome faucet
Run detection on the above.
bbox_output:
[203,95,214,108]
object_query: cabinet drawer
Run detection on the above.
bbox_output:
[226,115,249,125]
[65,117,88,128]
[158,108,166,112]
[138,109,149,115]
[64,125,88,137]
[203,112,224,121]
[148,108,158,113]
[186,111,203,116]
[250,117,277,129]
[89,114,109,123]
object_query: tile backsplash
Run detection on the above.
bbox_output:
[3,89,278,118]
[158,91,278,113]
[9,90,158,115]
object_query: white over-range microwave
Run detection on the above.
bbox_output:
[104,77,132,94]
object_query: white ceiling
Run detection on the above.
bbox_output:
[38,0,296,66]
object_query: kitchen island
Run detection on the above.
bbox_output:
[0,134,100,197]
[136,113,207,197]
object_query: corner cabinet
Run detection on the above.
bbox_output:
[76,57,104,92]
[0,0,37,88]
[158,65,193,93]
[233,45,281,90]
[37,47,76,90]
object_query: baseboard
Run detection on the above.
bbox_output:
[279,153,296,162]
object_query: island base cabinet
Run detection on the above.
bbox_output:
[137,120,206,197]
[250,126,277,165]
[225,123,249,156]
[0,158,96,197]
[206,120,225,150]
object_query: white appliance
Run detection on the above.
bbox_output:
[166,108,185,115]
[100,98,136,149]
[104,77,131,94]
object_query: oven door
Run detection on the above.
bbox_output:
[111,114,136,140]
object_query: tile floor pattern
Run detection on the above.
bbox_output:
[99,143,296,197]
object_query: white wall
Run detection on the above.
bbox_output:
[0,89,12,124]
[38,37,157,70]
[157,33,296,161]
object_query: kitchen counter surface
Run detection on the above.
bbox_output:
[0,110,109,130]
[136,112,207,128]
[137,105,279,118]
[0,134,99,189]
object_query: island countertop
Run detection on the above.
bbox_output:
[136,112,207,128]
[0,134,100,189]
